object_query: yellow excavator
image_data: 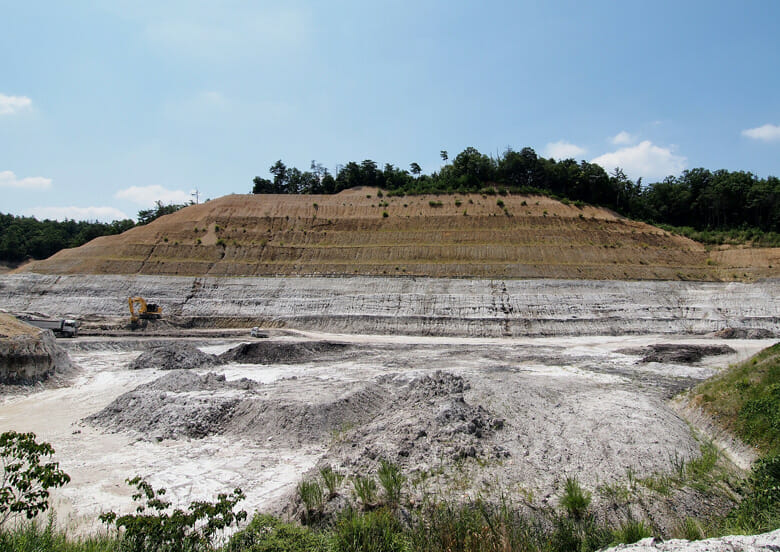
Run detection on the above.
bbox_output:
[128,297,163,324]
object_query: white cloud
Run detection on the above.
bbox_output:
[543,140,586,160]
[0,170,52,190]
[115,185,192,206]
[0,94,32,115]
[741,123,780,142]
[24,206,130,222]
[591,141,686,181]
[610,131,636,146]
[126,4,312,62]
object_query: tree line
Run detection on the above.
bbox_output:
[0,201,187,264]
[253,147,780,235]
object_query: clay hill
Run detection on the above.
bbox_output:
[18,188,780,280]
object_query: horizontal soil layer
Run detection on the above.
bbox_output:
[2,274,778,338]
[16,189,780,280]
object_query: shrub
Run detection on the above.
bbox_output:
[377,460,405,507]
[382,211,389,218]
[613,518,652,544]
[0,431,70,527]
[559,477,591,520]
[297,480,324,522]
[332,508,407,552]
[352,476,378,508]
[319,466,344,499]
[674,517,705,541]
[228,513,326,552]
[428,200,443,208]
[496,199,505,208]
[99,476,246,552]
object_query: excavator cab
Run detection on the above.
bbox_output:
[128,297,163,324]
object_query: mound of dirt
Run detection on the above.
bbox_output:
[618,344,736,363]
[325,371,506,473]
[218,340,350,364]
[18,188,777,281]
[712,327,775,339]
[85,369,504,462]
[129,343,220,370]
[85,371,253,440]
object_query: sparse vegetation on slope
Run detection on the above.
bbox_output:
[252,148,780,241]
[690,344,780,534]
[17,190,778,280]
[693,343,780,456]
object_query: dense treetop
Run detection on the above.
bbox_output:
[253,147,779,235]
[0,202,187,264]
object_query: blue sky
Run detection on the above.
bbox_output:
[2,1,779,221]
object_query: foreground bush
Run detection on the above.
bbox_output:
[100,477,247,552]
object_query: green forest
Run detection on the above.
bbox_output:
[0,202,185,264]
[253,146,780,242]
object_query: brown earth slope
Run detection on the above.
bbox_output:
[18,189,780,280]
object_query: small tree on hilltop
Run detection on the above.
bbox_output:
[0,431,71,526]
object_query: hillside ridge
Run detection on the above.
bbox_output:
[18,189,780,280]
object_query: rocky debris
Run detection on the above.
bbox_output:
[617,344,736,364]
[129,342,220,370]
[218,340,350,364]
[325,372,506,474]
[86,370,388,444]
[0,313,72,384]
[84,368,504,466]
[603,528,780,551]
[85,371,252,440]
[712,327,775,339]
[223,379,389,446]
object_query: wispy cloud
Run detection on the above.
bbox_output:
[0,94,32,115]
[741,123,780,142]
[591,141,686,181]
[24,206,130,222]
[543,140,586,160]
[115,184,191,206]
[134,5,312,62]
[0,170,51,190]
[610,131,636,146]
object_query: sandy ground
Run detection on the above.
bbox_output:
[0,331,773,534]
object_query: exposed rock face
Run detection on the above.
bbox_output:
[713,327,775,339]
[603,529,780,551]
[0,314,71,384]
[1,274,779,337]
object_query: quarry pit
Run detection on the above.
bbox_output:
[0,273,778,535]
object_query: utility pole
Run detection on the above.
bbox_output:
[191,188,200,204]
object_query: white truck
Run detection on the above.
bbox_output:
[24,318,80,338]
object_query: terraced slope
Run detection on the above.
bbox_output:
[18,188,780,280]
